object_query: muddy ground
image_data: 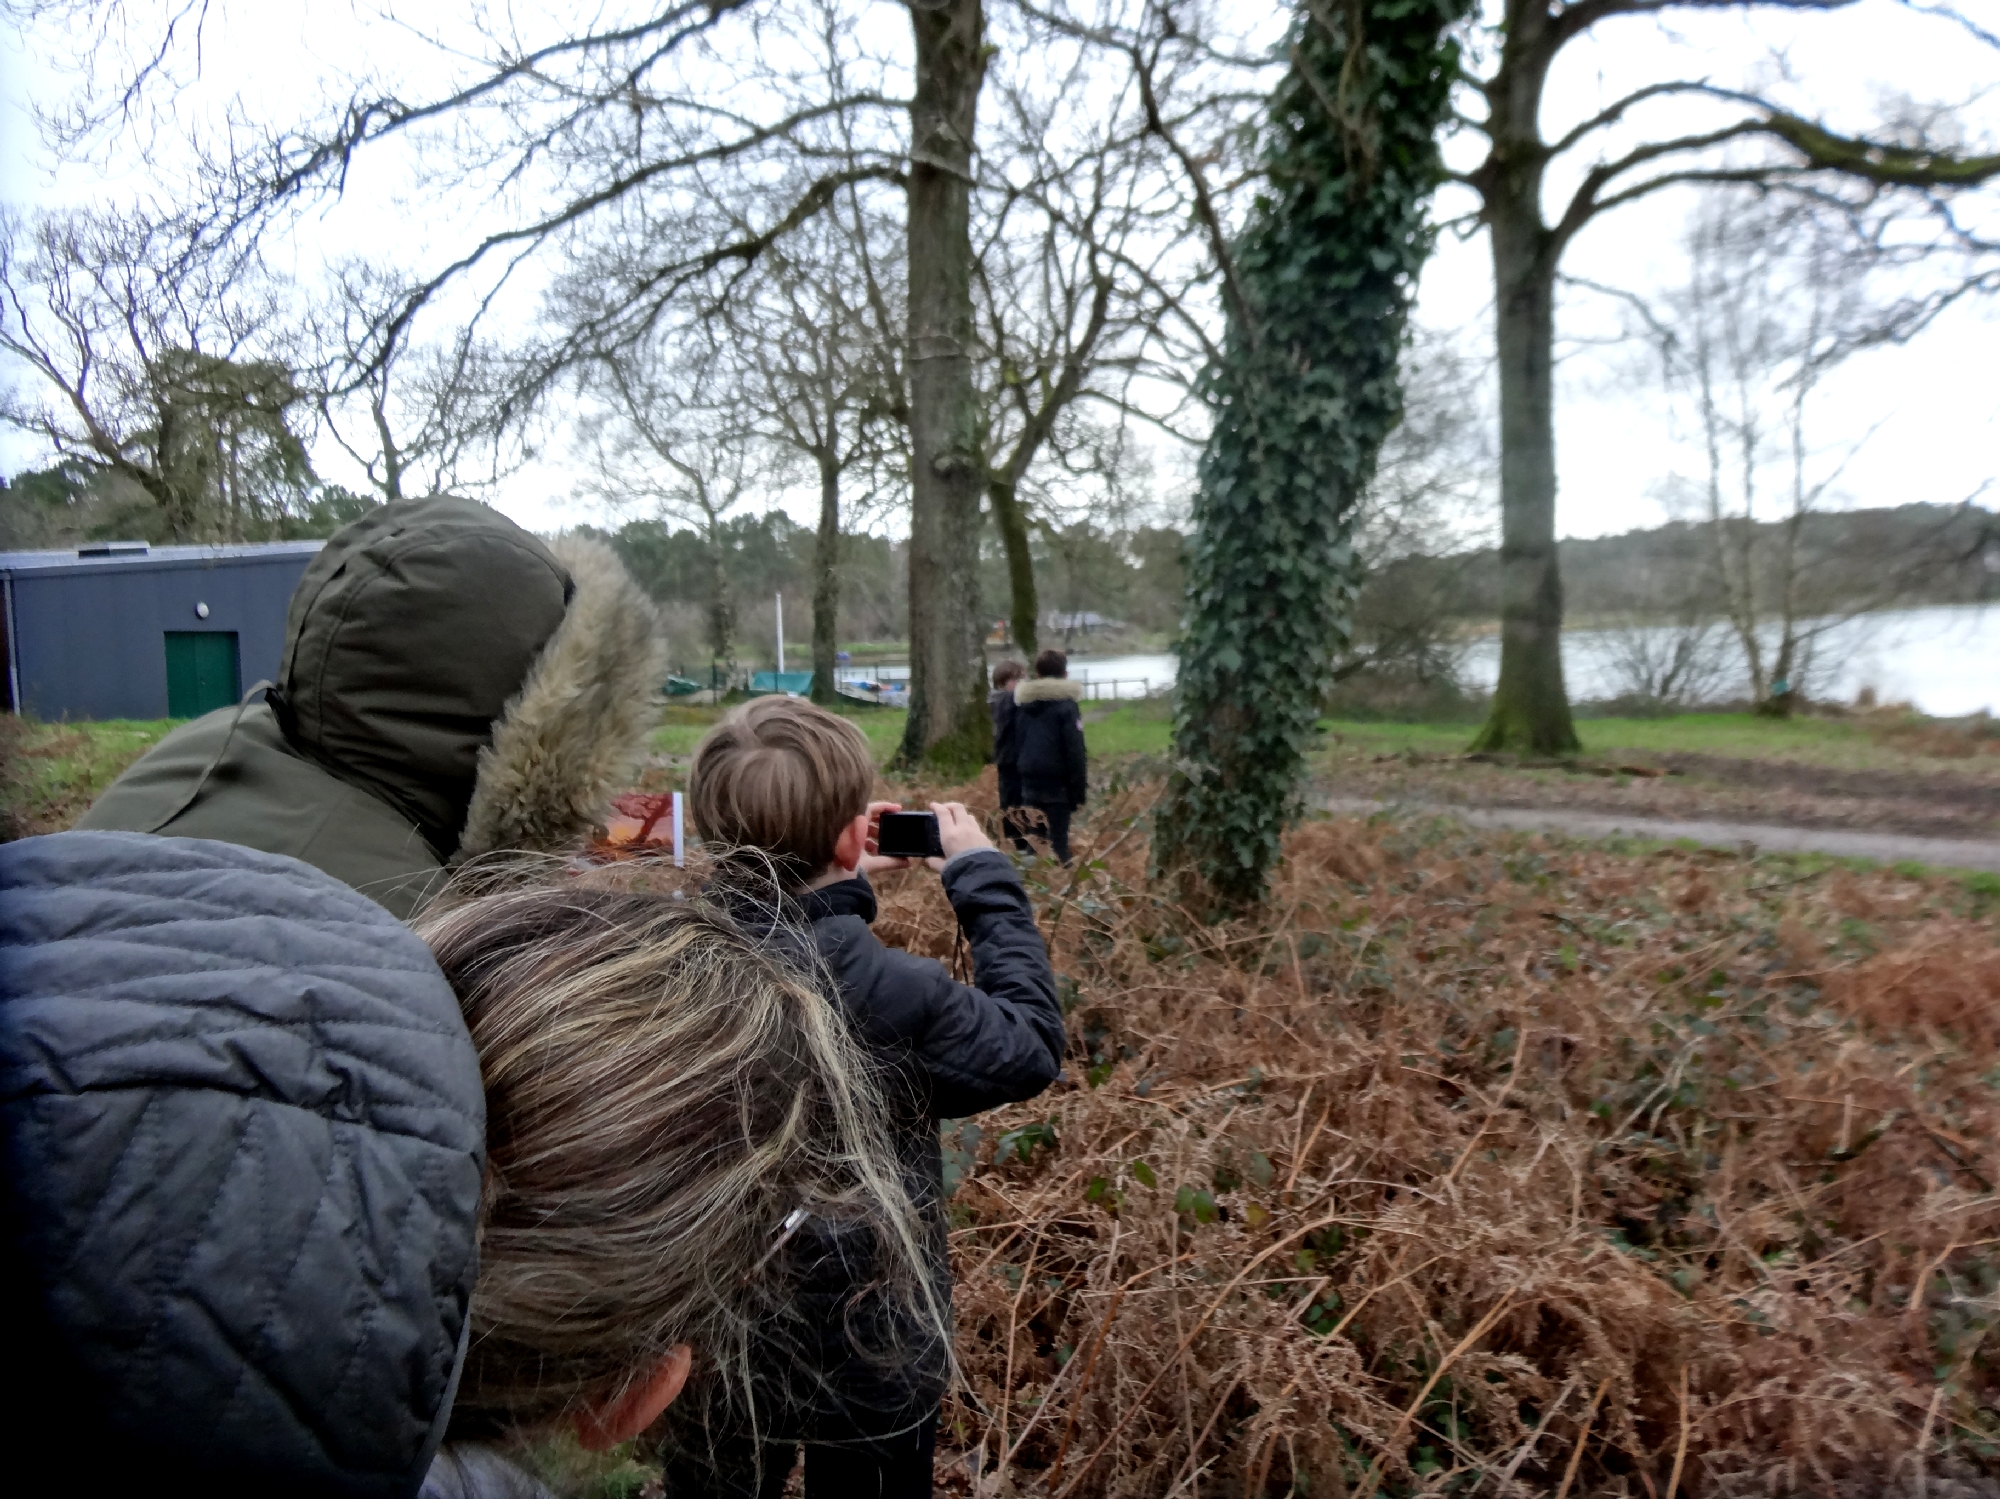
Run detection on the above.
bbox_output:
[1320,742,2000,840]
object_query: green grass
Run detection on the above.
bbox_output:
[1056,705,1918,770]
[655,695,1184,768]
[651,699,910,764]
[1314,712,1948,770]
[1084,699,1175,759]
[1,717,180,838]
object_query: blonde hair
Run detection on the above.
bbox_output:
[413,865,935,1438]
[688,697,874,888]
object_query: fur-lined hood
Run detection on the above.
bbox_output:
[271,497,664,862]
[78,498,664,911]
[1014,676,1083,704]
[456,534,666,861]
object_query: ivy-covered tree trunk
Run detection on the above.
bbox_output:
[1154,0,1472,905]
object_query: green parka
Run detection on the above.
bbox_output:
[78,496,664,916]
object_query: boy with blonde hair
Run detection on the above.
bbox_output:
[671,695,1064,1499]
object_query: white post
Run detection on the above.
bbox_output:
[672,791,685,868]
[775,593,785,674]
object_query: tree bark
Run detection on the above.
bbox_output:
[811,453,841,705]
[1469,5,1578,755]
[704,517,735,690]
[987,475,1037,658]
[1469,210,1580,754]
[897,0,991,770]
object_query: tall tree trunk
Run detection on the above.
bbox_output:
[811,453,841,706]
[705,521,735,691]
[897,0,991,771]
[987,475,1037,658]
[1470,209,1580,755]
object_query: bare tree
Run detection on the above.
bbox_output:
[309,262,524,503]
[0,205,315,542]
[713,185,906,704]
[579,342,757,684]
[1453,0,2000,754]
[1638,191,1963,712]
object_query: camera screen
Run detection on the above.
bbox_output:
[877,811,944,859]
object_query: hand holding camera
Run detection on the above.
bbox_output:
[864,801,994,874]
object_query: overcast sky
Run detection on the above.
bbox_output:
[1,0,1994,544]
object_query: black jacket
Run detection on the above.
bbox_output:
[1012,676,1088,808]
[0,831,486,1498]
[989,687,1021,804]
[727,850,1062,1428]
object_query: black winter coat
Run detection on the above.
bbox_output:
[1012,676,1088,808]
[0,831,486,1498]
[717,850,1063,1431]
[989,687,1021,806]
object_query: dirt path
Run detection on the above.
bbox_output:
[1320,795,2000,873]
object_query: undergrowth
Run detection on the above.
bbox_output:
[0,716,176,840]
[864,772,2000,1497]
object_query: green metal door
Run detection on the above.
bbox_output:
[164,631,241,718]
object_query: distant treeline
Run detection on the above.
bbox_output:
[1383,503,2000,624]
[0,461,377,549]
[584,512,1189,676]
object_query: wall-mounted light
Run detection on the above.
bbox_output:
[195,602,210,619]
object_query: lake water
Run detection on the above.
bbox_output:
[1459,604,2000,717]
[838,604,2000,717]
[837,655,1177,701]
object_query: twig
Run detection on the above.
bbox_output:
[1481,1375,1578,1495]
[996,1237,1041,1477]
[1908,1240,1958,1314]
[1046,1247,1185,1488]
[1284,1097,1333,1197]
[1665,1363,1691,1499]
[1553,1377,1612,1499]
[1914,1383,1944,1499]
[1355,1291,1518,1498]
[1052,1211,1372,1497]
[1165,1372,1245,1497]
[1445,1024,1530,1184]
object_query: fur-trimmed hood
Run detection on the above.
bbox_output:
[1014,676,1083,704]
[271,497,664,862]
[79,499,664,910]
[456,535,666,861]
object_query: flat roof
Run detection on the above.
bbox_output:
[0,540,324,577]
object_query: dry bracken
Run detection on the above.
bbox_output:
[870,771,2000,1498]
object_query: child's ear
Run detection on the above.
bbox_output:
[574,1346,692,1450]
[833,813,870,872]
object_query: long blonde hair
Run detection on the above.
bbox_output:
[413,865,936,1437]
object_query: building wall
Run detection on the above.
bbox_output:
[8,553,315,720]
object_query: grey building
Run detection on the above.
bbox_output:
[1,541,323,721]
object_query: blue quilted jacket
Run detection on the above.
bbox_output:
[0,832,486,1497]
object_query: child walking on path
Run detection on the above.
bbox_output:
[665,696,1066,1499]
[1011,648,1089,863]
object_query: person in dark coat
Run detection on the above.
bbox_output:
[675,696,1066,1499]
[78,496,665,916]
[988,657,1027,845]
[1,832,944,1499]
[0,830,488,1497]
[1011,648,1088,862]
